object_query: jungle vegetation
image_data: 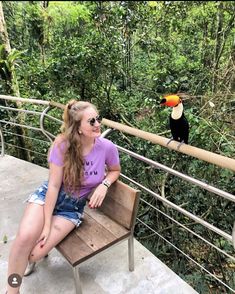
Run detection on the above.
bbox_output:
[0,1,235,293]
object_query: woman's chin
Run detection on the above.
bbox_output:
[94,131,101,137]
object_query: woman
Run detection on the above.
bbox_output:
[6,100,121,294]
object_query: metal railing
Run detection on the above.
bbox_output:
[0,95,234,293]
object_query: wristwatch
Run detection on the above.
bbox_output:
[102,179,111,188]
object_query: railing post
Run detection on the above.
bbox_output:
[0,127,5,156]
[40,106,54,143]
[233,222,235,249]
[128,235,134,271]
[73,266,83,294]
[101,128,114,138]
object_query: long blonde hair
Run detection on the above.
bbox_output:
[59,99,98,194]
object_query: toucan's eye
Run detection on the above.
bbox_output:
[160,98,166,104]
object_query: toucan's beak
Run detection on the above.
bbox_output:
[160,95,181,107]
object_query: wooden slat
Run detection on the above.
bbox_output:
[56,230,94,266]
[74,214,118,251]
[100,181,140,229]
[100,196,132,229]
[105,181,137,211]
[84,206,129,237]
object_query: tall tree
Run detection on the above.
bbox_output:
[0,1,29,160]
[0,1,20,96]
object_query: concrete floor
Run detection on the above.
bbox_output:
[0,155,198,294]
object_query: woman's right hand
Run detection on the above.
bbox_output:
[37,224,51,248]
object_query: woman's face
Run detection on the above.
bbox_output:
[79,107,102,139]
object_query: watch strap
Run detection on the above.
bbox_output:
[102,179,111,188]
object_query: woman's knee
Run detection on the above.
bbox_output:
[15,230,38,249]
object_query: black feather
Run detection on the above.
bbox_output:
[169,113,189,144]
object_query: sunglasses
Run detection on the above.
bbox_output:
[87,115,102,126]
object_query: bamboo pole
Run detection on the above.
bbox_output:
[0,95,234,172]
[0,95,50,105]
[0,95,65,109]
[102,118,235,172]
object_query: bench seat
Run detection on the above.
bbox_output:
[57,206,130,266]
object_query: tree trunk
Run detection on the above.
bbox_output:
[39,1,49,66]
[212,2,235,93]
[212,2,223,93]
[122,11,132,91]
[0,2,10,51]
[229,36,235,92]
[0,1,29,161]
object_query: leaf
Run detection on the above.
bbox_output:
[208,101,215,108]
[148,1,158,8]
[3,235,8,244]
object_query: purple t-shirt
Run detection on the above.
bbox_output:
[48,137,120,198]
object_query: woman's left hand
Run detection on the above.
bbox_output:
[89,184,108,209]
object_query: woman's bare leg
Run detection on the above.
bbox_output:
[7,205,76,293]
[29,215,75,262]
[7,203,44,294]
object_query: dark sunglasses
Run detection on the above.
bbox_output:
[88,115,102,126]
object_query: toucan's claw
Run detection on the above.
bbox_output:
[166,138,174,146]
[177,141,184,150]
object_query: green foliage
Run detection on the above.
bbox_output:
[1,1,235,293]
[0,44,25,89]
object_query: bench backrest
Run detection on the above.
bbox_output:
[99,180,140,230]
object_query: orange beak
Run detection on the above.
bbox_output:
[160,95,181,107]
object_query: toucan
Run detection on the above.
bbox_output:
[160,94,189,147]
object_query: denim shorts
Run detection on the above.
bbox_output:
[26,181,87,227]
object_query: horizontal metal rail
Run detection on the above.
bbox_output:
[0,104,63,124]
[0,120,55,140]
[0,120,42,132]
[120,173,233,242]
[5,143,48,157]
[140,198,235,263]
[3,131,50,145]
[137,218,235,293]
[0,105,43,115]
[117,145,235,203]
[44,113,63,124]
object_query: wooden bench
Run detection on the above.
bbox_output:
[56,180,140,294]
